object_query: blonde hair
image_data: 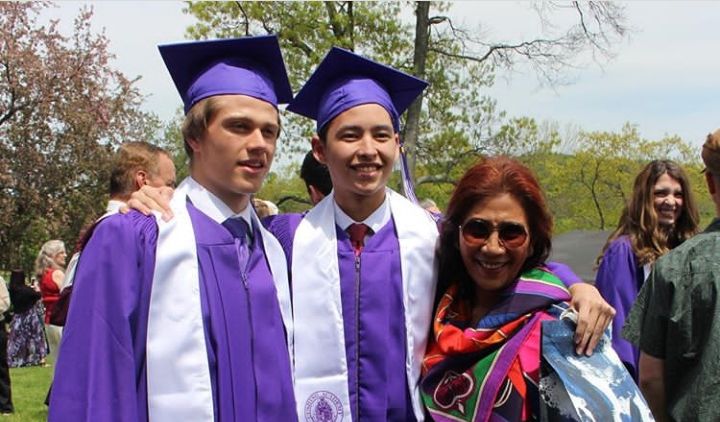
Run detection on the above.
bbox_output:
[181,97,223,160]
[34,239,66,278]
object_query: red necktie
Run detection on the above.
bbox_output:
[347,223,370,256]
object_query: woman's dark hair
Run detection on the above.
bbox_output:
[597,160,700,266]
[436,156,553,307]
[9,269,26,289]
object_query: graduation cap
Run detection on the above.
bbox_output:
[159,35,293,114]
[287,47,428,132]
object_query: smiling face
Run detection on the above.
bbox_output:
[653,173,684,228]
[313,103,399,211]
[188,94,279,212]
[459,193,531,298]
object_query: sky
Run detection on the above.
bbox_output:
[42,1,720,151]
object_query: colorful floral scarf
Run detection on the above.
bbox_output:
[421,267,571,422]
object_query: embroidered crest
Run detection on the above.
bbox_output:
[304,391,344,422]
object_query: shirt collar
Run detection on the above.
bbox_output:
[106,199,126,214]
[184,177,253,232]
[333,191,391,234]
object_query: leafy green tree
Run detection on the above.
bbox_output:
[183,1,628,187]
[256,165,313,214]
[536,123,710,233]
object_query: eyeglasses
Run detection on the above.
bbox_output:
[459,218,528,248]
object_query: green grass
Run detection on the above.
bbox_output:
[6,363,52,421]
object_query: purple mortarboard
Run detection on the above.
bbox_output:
[287,47,428,132]
[159,36,293,114]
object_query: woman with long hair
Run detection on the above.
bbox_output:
[6,270,48,367]
[421,156,617,420]
[35,239,66,363]
[595,159,699,379]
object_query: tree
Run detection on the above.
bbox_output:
[407,1,628,177]
[537,123,707,232]
[0,2,160,271]
[183,2,628,189]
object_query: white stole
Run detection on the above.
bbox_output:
[292,189,438,421]
[146,178,293,421]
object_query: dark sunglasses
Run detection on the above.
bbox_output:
[459,218,528,248]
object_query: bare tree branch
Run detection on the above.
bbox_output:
[234,1,250,36]
[416,175,457,186]
[276,195,311,207]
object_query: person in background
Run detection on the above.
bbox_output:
[107,141,177,213]
[299,150,332,205]
[7,269,48,368]
[624,129,720,421]
[62,142,177,291]
[35,240,66,364]
[595,160,699,379]
[252,198,273,218]
[264,199,279,216]
[419,198,441,214]
[0,275,12,415]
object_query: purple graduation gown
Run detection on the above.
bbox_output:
[49,203,296,422]
[595,235,643,379]
[268,214,415,422]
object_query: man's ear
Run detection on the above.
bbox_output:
[311,135,327,165]
[308,184,325,205]
[186,137,201,156]
[134,170,148,190]
[706,171,717,195]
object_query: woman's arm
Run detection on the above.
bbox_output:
[51,269,65,289]
[547,261,615,356]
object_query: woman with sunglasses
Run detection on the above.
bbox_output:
[421,156,603,421]
[595,160,699,380]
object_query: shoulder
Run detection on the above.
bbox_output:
[605,235,633,257]
[92,211,159,246]
[654,230,720,279]
[263,213,304,245]
[598,235,636,271]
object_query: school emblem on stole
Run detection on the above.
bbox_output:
[305,390,344,422]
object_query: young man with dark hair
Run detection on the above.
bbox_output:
[49,36,296,421]
[300,150,332,205]
[273,48,614,421]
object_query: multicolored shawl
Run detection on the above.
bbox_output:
[421,267,571,422]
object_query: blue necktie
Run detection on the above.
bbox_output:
[222,217,251,275]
